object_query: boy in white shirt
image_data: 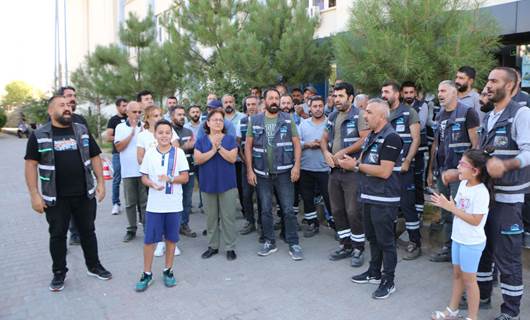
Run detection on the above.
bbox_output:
[135,120,189,292]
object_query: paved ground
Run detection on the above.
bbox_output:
[0,133,528,320]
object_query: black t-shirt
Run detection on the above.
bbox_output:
[107,114,127,153]
[379,133,403,163]
[25,126,101,197]
[436,108,479,167]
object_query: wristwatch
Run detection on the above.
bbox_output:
[167,175,174,183]
[353,163,360,173]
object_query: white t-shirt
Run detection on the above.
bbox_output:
[137,129,179,152]
[451,180,490,245]
[139,146,189,213]
[114,122,142,178]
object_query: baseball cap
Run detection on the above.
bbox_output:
[304,86,318,94]
[207,99,222,109]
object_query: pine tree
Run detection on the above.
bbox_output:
[222,0,331,88]
[334,0,500,94]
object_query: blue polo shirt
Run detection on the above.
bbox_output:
[195,134,237,193]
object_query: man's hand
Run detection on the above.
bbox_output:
[487,157,506,178]
[324,151,335,168]
[96,182,105,202]
[31,193,47,214]
[311,140,321,149]
[333,149,347,163]
[337,154,357,171]
[426,171,434,188]
[441,169,459,186]
[247,170,257,186]
[401,159,411,173]
[291,165,300,182]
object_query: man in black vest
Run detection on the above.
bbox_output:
[238,95,261,235]
[321,82,369,267]
[171,105,197,238]
[427,80,479,262]
[381,81,422,260]
[24,95,111,292]
[443,67,530,319]
[340,98,403,299]
[245,89,303,260]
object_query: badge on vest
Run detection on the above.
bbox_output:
[395,117,405,132]
[346,121,356,135]
[451,123,461,142]
[494,127,508,147]
[368,145,379,164]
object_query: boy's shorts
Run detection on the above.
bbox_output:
[144,211,182,244]
[451,241,486,273]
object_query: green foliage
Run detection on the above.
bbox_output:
[0,108,6,128]
[1,80,34,107]
[22,98,49,125]
[334,0,500,94]
[80,107,108,141]
[222,0,331,88]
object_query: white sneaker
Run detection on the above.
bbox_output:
[154,242,165,257]
[174,244,181,256]
[111,204,120,215]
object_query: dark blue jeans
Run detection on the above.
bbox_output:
[256,172,298,245]
[112,153,122,205]
[181,173,195,226]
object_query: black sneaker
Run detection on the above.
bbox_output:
[494,313,520,320]
[350,249,365,267]
[49,272,66,292]
[329,246,353,261]
[123,231,136,242]
[239,222,256,235]
[372,279,396,299]
[303,224,319,238]
[87,264,112,280]
[351,270,381,284]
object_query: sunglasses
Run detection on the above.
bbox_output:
[131,110,142,114]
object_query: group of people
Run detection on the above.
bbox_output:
[23,64,530,320]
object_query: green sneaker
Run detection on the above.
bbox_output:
[135,272,153,292]
[163,268,177,287]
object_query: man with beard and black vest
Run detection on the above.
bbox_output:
[381,81,422,260]
[238,95,261,235]
[245,89,304,260]
[321,82,369,267]
[444,67,530,320]
[511,69,530,249]
[56,86,88,246]
[25,95,112,291]
[340,98,403,300]
[171,105,197,238]
[401,81,429,228]
[427,80,480,262]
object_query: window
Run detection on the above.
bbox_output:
[312,0,335,9]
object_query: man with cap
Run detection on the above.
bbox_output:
[196,99,237,140]
[295,86,317,119]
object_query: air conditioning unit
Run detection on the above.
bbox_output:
[307,5,320,18]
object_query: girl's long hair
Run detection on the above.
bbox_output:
[463,147,495,207]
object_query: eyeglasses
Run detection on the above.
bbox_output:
[209,119,224,123]
[457,160,473,169]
